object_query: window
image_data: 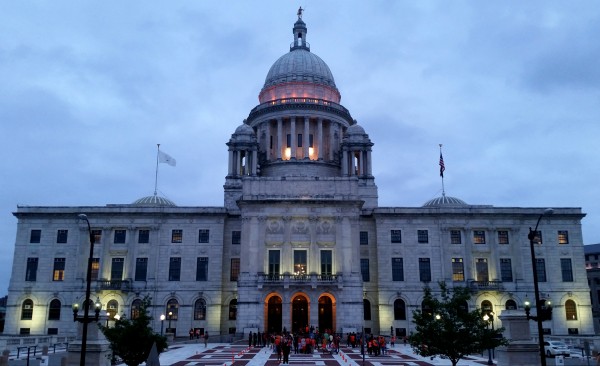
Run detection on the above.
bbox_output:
[450,230,461,244]
[114,229,126,244]
[21,299,33,320]
[171,229,183,243]
[476,258,489,282]
[135,258,148,281]
[505,299,517,310]
[169,257,181,281]
[497,230,509,244]
[558,231,569,244]
[56,230,68,244]
[500,258,513,282]
[481,300,493,316]
[268,250,280,277]
[419,258,431,282]
[26,258,38,282]
[232,231,241,245]
[91,258,100,281]
[417,230,429,243]
[360,258,370,282]
[394,299,406,320]
[452,258,464,281]
[536,258,547,282]
[48,299,61,320]
[230,258,240,281]
[561,258,574,282]
[531,230,543,244]
[390,230,402,243]
[294,250,307,276]
[359,231,369,245]
[363,299,372,320]
[391,258,404,281]
[196,257,208,281]
[194,299,206,320]
[131,299,142,319]
[47,328,58,335]
[565,299,578,320]
[30,230,41,243]
[19,328,31,335]
[111,258,124,281]
[138,229,150,244]
[320,250,332,276]
[53,258,65,281]
[473,230,486,244]
[198,229,210,243]
[166,299,179,320]
[297,133,303,147]
[91,230,102,244]
[229,299,238,320]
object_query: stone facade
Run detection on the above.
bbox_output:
[3,13,593,341]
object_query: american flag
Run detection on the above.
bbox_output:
[439,152,445,178]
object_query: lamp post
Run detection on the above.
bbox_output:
[526,208,554,366]
[74,213,100,366]
[483,314,493,365]
[168,311,173,332]
[160,314,166,336]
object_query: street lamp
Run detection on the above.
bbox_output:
[168,311,173,332]
[483,314,493,365]
[160,314,166,336]
[526,208,554,366]
[75,213,100,366]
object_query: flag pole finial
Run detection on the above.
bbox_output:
[439,144,446,196]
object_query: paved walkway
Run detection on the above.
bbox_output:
[160,342,496,366]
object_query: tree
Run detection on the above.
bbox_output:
[99,296,168,366]
[408,282,509,366]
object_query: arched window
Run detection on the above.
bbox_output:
[481,300,493,316]
[194,299,206,320]
[505,299,517,310]
[131,299,142,319]
[394,299,406,320]
[363,299,371,320]
[107,300,119,320]
[229,299,237,320]
[421,301,433,317]
[48,299,61,320]
[21,299,33,320]
[458,300,469,315]
[166,298,179,320]
[565,299,577,321]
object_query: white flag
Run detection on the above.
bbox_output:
[158,150,176,166]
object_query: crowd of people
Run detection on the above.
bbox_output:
[246,326,401,364]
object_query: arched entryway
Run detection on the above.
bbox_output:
[292,294,309,333]
[318,295,334,333]
[266,295,282,333]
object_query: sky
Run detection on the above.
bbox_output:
[1,1,599,295]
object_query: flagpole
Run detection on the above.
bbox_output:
[439,144,445,197]
[154,144,160,196]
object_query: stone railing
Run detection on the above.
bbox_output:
[468,280,504,291]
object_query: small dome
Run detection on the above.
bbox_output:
[234,123,255,135]
[423,195,467,207]
[346,124,366,135]
[132,195,177,207]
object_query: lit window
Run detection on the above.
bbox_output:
[53,258,65,281]
[565,299,577,320]
[452,258,464,281]
[558,231,569,244]
[91,230,102,244]
[497,230,509,244]
[21,299,33,320]
[171,229,183,243]
[230,258,240,281]
[473,231,486,244]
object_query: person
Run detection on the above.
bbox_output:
[204,331,209,347]
[248,331,253,347]
[282,336,291,364]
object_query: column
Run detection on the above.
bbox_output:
[277,118,283,160]
[317,118,323,160]
[228,150,234,175]
[366,150,372,176]
[303,117,309,159]
[252,150,258,176]
[265,121,271,161]
[342,150,348,176]
[291,117,297,159]
[329,122,335,161]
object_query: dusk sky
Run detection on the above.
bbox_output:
[1,1,599,294]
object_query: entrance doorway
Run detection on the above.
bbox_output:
[291,295,309,333]
[267,296,282,333]
[318,296,333,332]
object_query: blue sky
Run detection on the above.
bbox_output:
[1,1,599,294]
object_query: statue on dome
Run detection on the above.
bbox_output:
[297,6,304,19]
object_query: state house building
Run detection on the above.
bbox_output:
[4,13,593,339]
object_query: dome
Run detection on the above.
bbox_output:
[346,124,366,135]
[422,195,467,207]
[132,195,177,207]
[258,14,341,104]
[234,123,255,135]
